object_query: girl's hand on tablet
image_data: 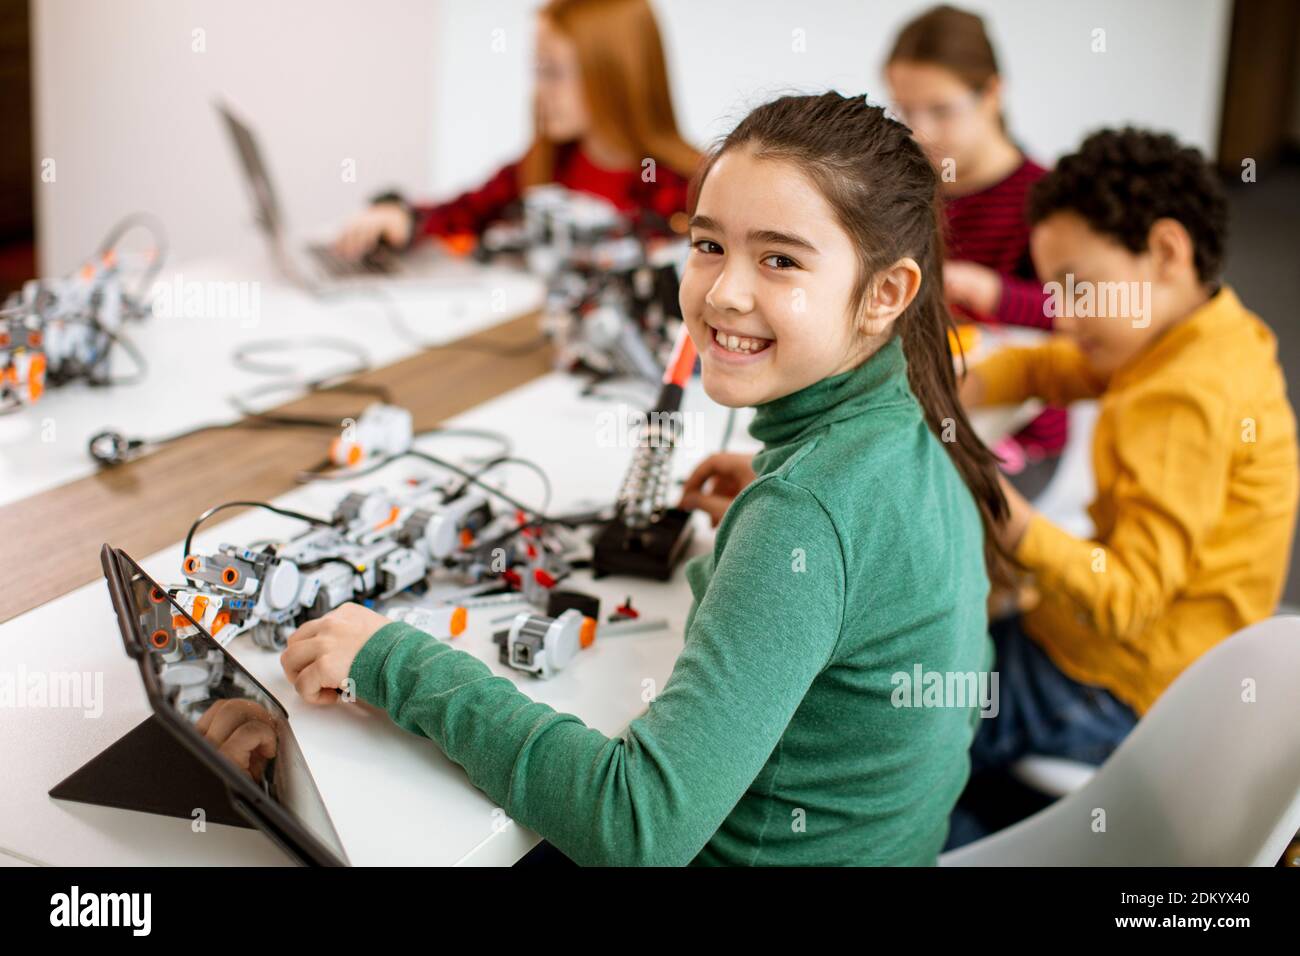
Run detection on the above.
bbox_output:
[679,452,757,528]
[333,202,412,261]
[195,698,279,783]
[280,603,391,705]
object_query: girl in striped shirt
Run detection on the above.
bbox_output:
[885,4,1065,482]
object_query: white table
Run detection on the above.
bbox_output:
[0,250,545,508]
[1,365,763,865]
[0,267,1040,866]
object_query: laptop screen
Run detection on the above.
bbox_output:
[217,102,283,240]
[107,547,347,863]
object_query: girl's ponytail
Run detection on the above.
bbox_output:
[900,214,1010,574]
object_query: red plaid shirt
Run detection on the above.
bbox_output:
[944,157,1067,457]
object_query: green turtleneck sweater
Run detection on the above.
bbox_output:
[349,336,992,865]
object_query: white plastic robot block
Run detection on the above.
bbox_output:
[329,402,414,467]
[503,608,595,679]
[388,604,469,641]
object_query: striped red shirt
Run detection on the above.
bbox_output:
[943,157,1066,457]
[413,141,691,239]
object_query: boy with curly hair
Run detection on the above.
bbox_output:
[951,128,1298,844]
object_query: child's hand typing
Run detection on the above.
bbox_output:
[333,202,413,261]
[944,260,1002,317]
[957,367,986,408]
[679,453,757,528]
[280,603,391,705]
[994,473,1035,554]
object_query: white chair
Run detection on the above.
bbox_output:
[942,616,1300,866]
[1010,755,1095,798]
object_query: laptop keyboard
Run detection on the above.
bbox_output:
[308,243,398,277]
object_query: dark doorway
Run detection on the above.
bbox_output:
[0,0,35,295]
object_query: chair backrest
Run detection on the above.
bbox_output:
[943,616,1300,865]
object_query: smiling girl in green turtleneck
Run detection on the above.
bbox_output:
[276,92,1009,866]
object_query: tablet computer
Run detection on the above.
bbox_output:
[101,543,349,866]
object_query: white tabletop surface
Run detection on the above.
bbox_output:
[0,249,546,508]
[0,254,1041,866]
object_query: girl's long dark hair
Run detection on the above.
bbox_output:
[689,91,1010,572]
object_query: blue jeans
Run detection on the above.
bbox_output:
[944,612,1140,850]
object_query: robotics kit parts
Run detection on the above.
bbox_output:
[495,608,597,680]
[328,403,413,467]
[173,476,573,651]
[592,324,698,581]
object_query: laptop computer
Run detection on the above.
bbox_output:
[100,543,350,866]
[216,100,457,292]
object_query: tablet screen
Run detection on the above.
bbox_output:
[107,548,347,863]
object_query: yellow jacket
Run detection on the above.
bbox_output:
[975,287,1298,714]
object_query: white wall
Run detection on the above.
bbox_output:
[428,0,1233,195]
[31,0,438,274]
[32,0,1232,273]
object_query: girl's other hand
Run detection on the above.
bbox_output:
[958,367,986,408]
[333,202,413,261]
[195,698,279,784]
[679,452,757,528]
[280,603,391,705]
[944,260,1002,317]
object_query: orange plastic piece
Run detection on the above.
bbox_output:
[459,527,475,549]
[28,354,45,401]
[374,506,401,531]
[150,629,169,648]
[662,323,697,388]
[212,611,230,635]
[221,566,240,586]
[149,586,166,604]
[183,556,201,574]
[440,233,477,257]
[947,324,981,357]
[192,595,209,620]
[579,615,597,648]
[448,606,467,638]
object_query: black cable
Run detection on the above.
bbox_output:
[444,454,553,515]
[297,446,571,525]
[293,425,514,484]
[413,425,512,462]
[182,501,334,585]
[402,448,569,522]
[89,340,397,465]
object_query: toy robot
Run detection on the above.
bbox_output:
[172,475,576,651]
[0,236,158,412]
[476,185,688,387]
